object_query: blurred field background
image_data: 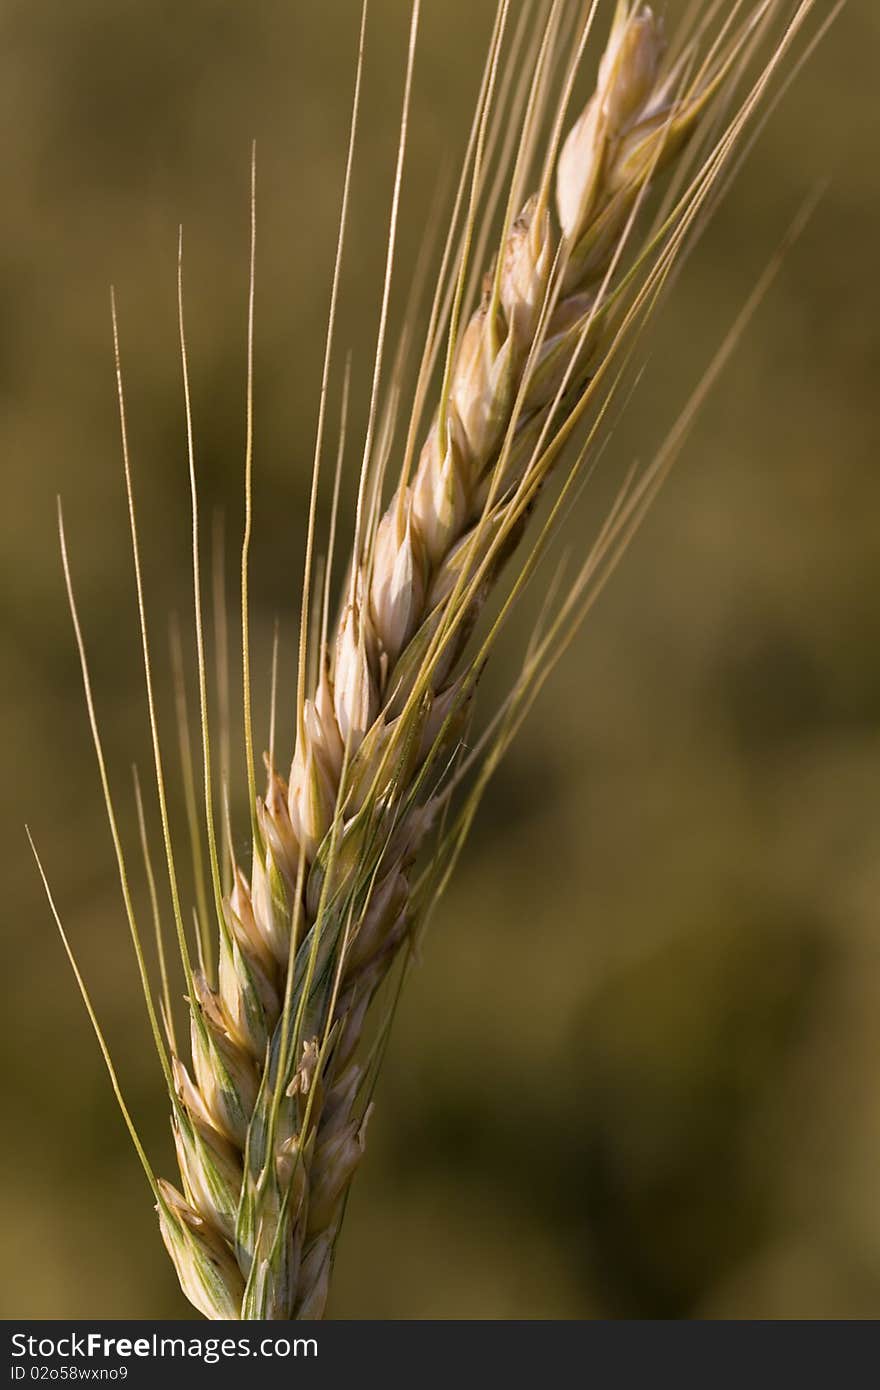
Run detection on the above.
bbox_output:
[2,0,879,1319]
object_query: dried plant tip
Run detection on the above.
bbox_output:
[599,4,664,135]
[370,492,428,663]
[449,305,516,470]
[258,775,302,890]
[499,196,554,352]
[288,702,340,860]
[556,4,665,243]
[249,850,291,971]
[333,594,380,752]
[411,415,470,568]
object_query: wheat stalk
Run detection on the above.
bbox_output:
[33,0,830,1320]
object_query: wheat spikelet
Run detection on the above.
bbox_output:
[36,0,830,1320]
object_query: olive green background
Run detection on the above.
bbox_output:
[2,1,879,1319]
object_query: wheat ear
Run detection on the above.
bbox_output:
[34,0,827,1321]
[144,1,814,1319]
